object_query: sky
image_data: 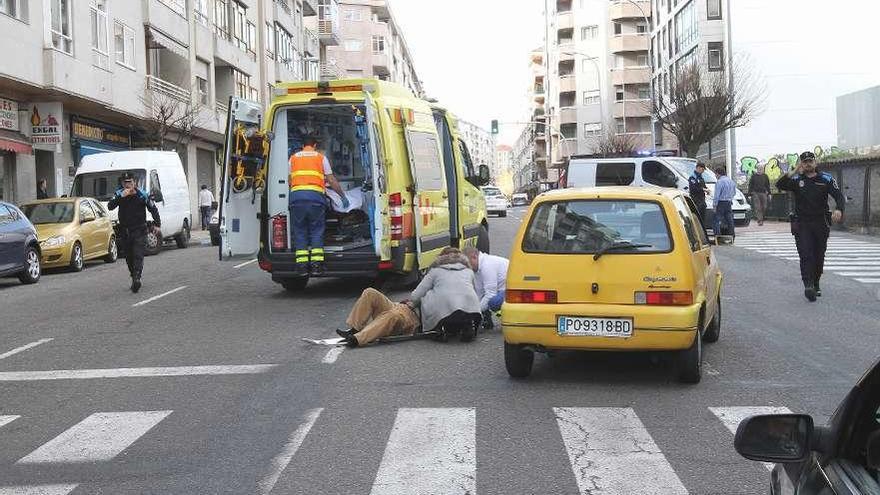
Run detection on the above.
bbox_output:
[391,0,880,158]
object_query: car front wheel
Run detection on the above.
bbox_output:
[69,242,84,272]
[504,342,534,378]
[18,246,41,284]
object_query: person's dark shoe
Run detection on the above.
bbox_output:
[815,280,822,297]
[310,262,325,276]
[344,335,359,348]
[131,277,142,294]
[481,311,494,330]
[336,328,355,338]
[804,285,817,302]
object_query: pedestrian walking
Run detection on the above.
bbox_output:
[36,179,49,200]
[748,165,771,225]
[462,246,509,329]
[107,172,161,293]
[776,151,845,302]
[713,166,737,243]
[198,185,214,230]
[336,248,480,347]
[688,162,709,227]
[288,136,348,276]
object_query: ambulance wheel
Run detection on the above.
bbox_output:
[504,342,533,378]
[282,277,309,292]
[477,225,490,254]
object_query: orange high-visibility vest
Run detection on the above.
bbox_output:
[289,147,326,194]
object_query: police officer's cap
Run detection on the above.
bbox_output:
[120,172,135,181]
[799,151,817,163]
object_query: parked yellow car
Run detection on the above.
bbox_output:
[502,187,722,383]
[19,198,117,272]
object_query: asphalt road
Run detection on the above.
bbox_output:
[1,212,879,494]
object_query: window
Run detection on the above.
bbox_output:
[584,123,602,137]
[638,86,650,100]
[596,162,636,186]
[194,0,209,26]
[674,0,698,54]
[583,91,600,105]
[708,41,723,71]
[613,22,622,35]
[246,21,257,56]
[642,160,679,188]
[372,35,386,54]
[50,0,73,54]
[522,200,670,254]
[343,9,362,21]
[233,1,248,51]
[215,0,229,39]
[636,24,648,33]
[458,141,475,178]
[615,89,625,101]
[196,76,208,104]
[637,54,649,67]
[90,1,109,69]
[80,200,97,221]
[0,204,13,224]
[157,0,185,16]
[233,69,250,98]
[0,0,27,21]
[672,197,701,251]
[405,131,445,191]
[276,24,297,71]
[707,0,722,19]
[616,120,626,134]
[343,39,363,52]
[149,170,163,199]
[581,25,598,40]
[114,22,135,69]
[265,22,275,59]
[91,199,107,218]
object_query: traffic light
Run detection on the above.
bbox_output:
[491,120,499,135]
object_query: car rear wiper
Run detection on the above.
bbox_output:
[593,241,653,260]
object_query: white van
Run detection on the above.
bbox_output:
[71,151,192,255]
[565,156,752,227]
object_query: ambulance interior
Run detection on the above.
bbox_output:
[266,104,380,254]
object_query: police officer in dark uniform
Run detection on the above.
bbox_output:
[688,161,709,227]
[108,172,161,293]
[776,151,845,302]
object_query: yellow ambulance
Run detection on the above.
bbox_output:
[218,79,490,291]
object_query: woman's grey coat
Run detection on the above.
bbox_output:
[410,253,482,331]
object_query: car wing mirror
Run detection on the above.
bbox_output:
[734,414,813,463]
[150,191,164,203]
[868,431,880,470]
[478,164,490,186]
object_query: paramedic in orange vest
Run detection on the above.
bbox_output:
[289,136,348,275]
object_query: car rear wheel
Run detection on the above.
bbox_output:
[175,221,190,249]
[477,225,490,254]
[281,277,309,292]
[69,242,84,272]
[504,342,534,378]
[703,296,721,343]
[104,236,118,263]
[678,332,702,384]
[18,246,41,284]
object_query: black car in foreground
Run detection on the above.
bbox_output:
[736,358,880,494]
[0,201,41,284]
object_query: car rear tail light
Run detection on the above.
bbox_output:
[634,291,693,306]
[389,192,403,241]
[506,290,558,304]
[258,259,272,272]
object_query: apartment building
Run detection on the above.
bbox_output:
[837,85,880,151]
[494,144,513,184]
[651,0,733,165]
[512,122,537,194]
[0,0,329,215]
[326,0,422,96]
[544,0,653,168]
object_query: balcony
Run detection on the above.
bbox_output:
[557,139,578,159]
[301,0,318,16]
[320,60,345,80]
[303,28,320,58]
[317,0,341,46]
[609,0,651,20]
[557,11,574,30]
[146,75,191,102]
[613,100,651,119]
[559,107,578,125]
[559,51,575,62]
[372,52,391,76]
[216,99,229,115]
[144,0,190,49]
[558,76,577,92]
[609,33,649,53]
[611,66,650,85]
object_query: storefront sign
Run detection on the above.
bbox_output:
[30,102,63,146]
[71,116,130,147]
[0,97,19,131]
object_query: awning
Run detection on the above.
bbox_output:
[0,129,32,154]
[146,27,189,59]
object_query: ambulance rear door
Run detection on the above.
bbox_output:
[218,97,263,260]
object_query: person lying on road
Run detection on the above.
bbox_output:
[336,248,481,347]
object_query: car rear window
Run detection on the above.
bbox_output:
[522,200,672,254]
[482,188,502,196]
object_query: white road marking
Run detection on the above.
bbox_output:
[0,415,20,428]
[321,347,345,364]
[0,484,79,495]
[132,285,188,307]
[258,408,323,495]
[0,339,54,361]
[824,266,880,272]
[370,408,476,495]
[709,406,792,471]
[855,278,880,283]
[554,407,687,495]
[234,259,258,269]
[0,364,277,382]
[18,411,172,464]
[835,272,880,277]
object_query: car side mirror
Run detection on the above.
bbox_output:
[868,431,880,470]
[150,191,164,203]
[478,164,490,186]
[81,214,95,223]
[735,414,813,463]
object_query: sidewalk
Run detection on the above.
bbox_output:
[188,229,213,246]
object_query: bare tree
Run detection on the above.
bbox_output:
[139,81,206,152]
[653,55,764,158]
[591,130,639,158]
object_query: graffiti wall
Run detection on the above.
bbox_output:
[738,146,852,185]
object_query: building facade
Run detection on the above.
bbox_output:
[0,0,331,216]
[326,0,422,96]
[544,0,653,170]
[837,85,880,151]
[493,144,513,192]
[650,0,733,166]
[457,119,496,179]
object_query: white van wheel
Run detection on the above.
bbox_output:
[175,221,190,249]
[145,229,162,256]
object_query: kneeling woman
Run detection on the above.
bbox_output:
[336,248,481,347]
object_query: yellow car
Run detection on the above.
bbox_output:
[19,198,117,271]
[502,187,722,383]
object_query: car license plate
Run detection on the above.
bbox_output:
[557,316,633,338]
[734,213,746,219]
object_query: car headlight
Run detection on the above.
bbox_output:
[41,235,66,247]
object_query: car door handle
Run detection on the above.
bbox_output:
[441,193,448,199]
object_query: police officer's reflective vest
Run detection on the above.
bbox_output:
[289,148,325,194]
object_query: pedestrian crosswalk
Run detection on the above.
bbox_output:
[0,405,793,494]
[735,231,880,284]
